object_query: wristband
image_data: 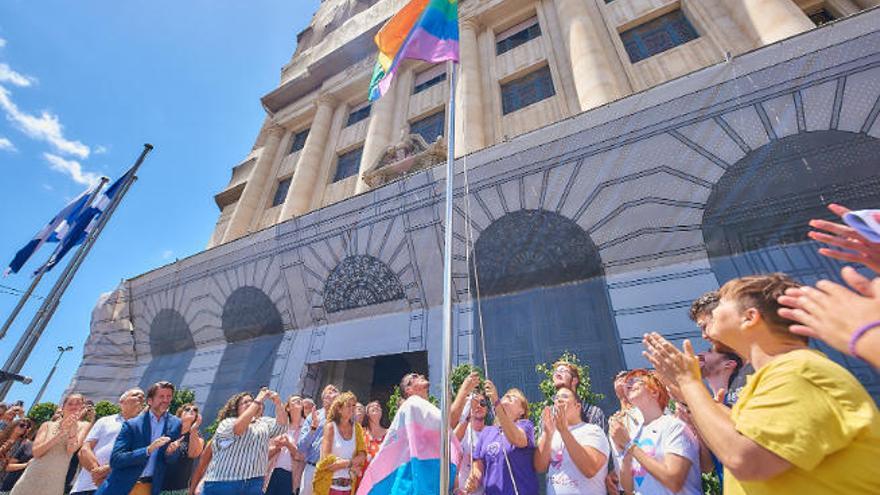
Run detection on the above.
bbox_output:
[849,321,880,359]
[623,440,638,456]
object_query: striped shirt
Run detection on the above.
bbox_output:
[204,416,286,482]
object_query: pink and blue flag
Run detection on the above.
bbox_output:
[356,395,460,495]
[368,0,459,101]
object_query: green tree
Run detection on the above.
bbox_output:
[450,364,484,394]
[94,400,121,419]
[702,472,721,495]
[170,389,196,416]
[27,402,57,427]
[385,386,439,421]
[530,351,603,423]
[205,417,221,439]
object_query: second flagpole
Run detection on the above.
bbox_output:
[0,144,153,400]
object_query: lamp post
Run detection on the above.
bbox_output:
[31,345,73,407]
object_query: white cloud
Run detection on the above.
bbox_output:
[43,153,100,186]
[0,63,36,87]
[0,38,6,48]
[93,145,108,155]
[42,183,54,191]
[0,136,15,152]
[161,249,174,260]
[0,86,90,158]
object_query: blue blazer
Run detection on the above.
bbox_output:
[95,411,182,495]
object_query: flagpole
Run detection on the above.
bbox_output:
[0,144,152,400]
[0,273,44,342]
[440,59,457,495]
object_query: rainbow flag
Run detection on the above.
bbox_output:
[368,0,459,101]
[355,396,460,495]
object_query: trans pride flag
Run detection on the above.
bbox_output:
[356,395,460,495]
[368,0,459,101]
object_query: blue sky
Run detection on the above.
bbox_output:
[0,0,320,406]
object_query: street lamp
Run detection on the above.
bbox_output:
[31,345,73,407]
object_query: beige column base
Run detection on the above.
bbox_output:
[724,0,814,45]
[554,0,628,112]
[356,87,397,194]
[222,124,285,242]
[280,95,336,219]
[455,18,486,157]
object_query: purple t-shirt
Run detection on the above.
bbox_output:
[474,419,539,495]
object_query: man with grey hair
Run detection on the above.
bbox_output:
[71,388,145,495]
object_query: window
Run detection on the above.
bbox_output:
[808,9,836,26]
[414,66,447,94]
[501,66,556,115]
[620,10,700,63]
[346,103,371,126]
[271,177,291,207]
[496,18,541,55]
[290,129,309,153]
[334,147,363,182]
[410,111,445,144]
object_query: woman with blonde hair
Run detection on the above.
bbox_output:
[10,394,89,495]
[313,392,366,495]
[464,381,538,495]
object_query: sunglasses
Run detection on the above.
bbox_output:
[183,406,199,414]
[474,398,488,407]
[17,423,30,429]
[625,378,644,387]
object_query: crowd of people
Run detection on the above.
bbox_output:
[0,204,878,495]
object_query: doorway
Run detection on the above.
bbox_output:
[306,351,428,422]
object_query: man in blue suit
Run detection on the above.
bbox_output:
[96,381,183,495]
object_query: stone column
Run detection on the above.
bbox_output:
[390,67,415,139]
[687,0,759,55]
[853,0,880,8]
[723,0,814,45]
[826,0,861,16]
[554,0,629,112]
[221,124,285,243]
[356,87,397,193]
[279,95,336,220]
[455,18,486,157]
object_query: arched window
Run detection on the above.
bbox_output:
[202,286,285,420]
[323,255,404,313]
[140,309,195,390]
[472,209,622,412]
[703,130,880,398]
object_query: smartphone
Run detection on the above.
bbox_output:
[13,400,23,408]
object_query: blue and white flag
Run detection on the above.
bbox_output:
[5,184,99,276]
[40,167,134,274]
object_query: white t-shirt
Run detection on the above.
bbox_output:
[609,407,644,482]
[457,423,485,495]
[547,421,609,495]
[628,414,701,495]
[71,414,125,492]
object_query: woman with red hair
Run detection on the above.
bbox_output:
[608,370,701,495]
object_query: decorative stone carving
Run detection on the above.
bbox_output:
[323,255,405,313]
[361,129,447,188]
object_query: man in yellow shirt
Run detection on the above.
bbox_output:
[643,273,880,495]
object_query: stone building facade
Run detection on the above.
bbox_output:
[70,1,880,418]
[209,0,879,248]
